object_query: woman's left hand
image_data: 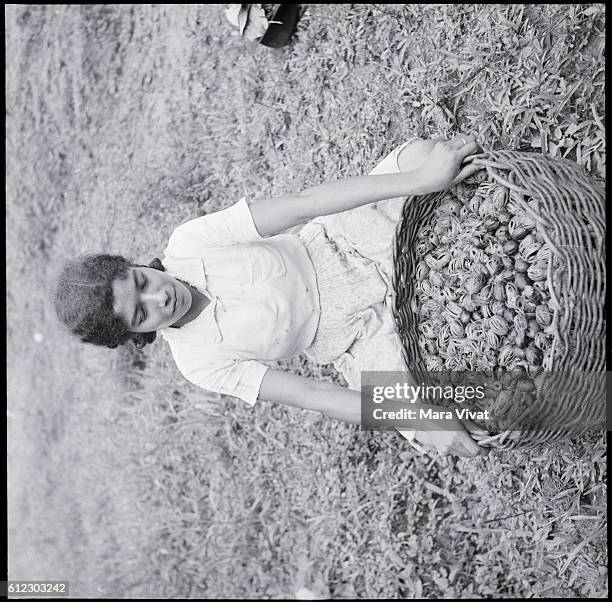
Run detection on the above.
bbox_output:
[413,416,490,458]
[416,134,483,194]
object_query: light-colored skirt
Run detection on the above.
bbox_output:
[296,138,419,391]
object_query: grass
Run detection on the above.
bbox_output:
[6,4,606,598]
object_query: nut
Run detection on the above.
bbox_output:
[495,225,509,242]
[527,318,539,338]
[515,273,529,291]
[498,345,516,367]
[446,301,463,320]
[534,332,551,350]
[503,240,519,255]
[487,256,503,275]
[424,355,445,371]
[486,331,501,348]
[489,315,509,336]
[505,282,519,307]
[525,345,543,366]
[497,210,511,224]
[491,301,506,316]
[483,217,500,232]
[536,245,553,264]
[508,218,528,240]
[448,319,465,338]
[527,263,547,282]
[491,186,509,210]
[503,309,515,323]
[522,285,535,300]
[514,258,529,272]
[474,284,493,305]
[518,234,540,262]
[535,305,552,327]
[438,199,462,215]
[420,322,439,339]
[429,270,445,288]
[416,260,430,281]
[514,313,528,332]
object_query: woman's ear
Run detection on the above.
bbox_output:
[147,257,165,272]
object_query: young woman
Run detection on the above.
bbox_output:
[54,135,489,457]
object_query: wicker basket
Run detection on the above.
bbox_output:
[392,150,606,450]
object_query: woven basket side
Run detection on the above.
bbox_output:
[392,190,446,382]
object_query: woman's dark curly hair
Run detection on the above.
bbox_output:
[53,253,166,349]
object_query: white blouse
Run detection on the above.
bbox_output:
[159,197,321,405]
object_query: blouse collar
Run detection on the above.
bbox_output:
[158,257,225,344]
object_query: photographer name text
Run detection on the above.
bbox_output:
[371,406,490,421]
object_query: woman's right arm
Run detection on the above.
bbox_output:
[248,135,482,238]
[257,368,487,457]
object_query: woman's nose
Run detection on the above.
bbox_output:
[143,289,168,308]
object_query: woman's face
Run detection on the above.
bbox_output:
[112,267,193,333]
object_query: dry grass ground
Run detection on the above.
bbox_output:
[6,4,606,598]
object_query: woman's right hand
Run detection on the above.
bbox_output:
[415,135,483,194]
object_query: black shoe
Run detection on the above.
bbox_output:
[260,4,300,48]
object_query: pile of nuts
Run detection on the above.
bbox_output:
[411,180,562,378]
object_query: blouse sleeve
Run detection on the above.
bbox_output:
[167,197,263,251]
[177,353,269,406]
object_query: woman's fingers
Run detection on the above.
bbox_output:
[448,134,476,148]
[447,444,477,458]
[459,419,491,456]
[448,134,473,147]
[451,161,485,185]
[437,432,489,458]
[461,418,489,437]
[417,415,492,458]
[446,135,481,161]
[469,432,493,443]
[458,141,481,160]
[459,436,488,457]
[432,440,488,458]
[461,437,483,457]
[461,153,483,164]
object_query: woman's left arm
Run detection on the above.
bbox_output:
[258,368,486,458]
[249,134,482,237]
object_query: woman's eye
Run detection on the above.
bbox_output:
[140,307,147,325]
